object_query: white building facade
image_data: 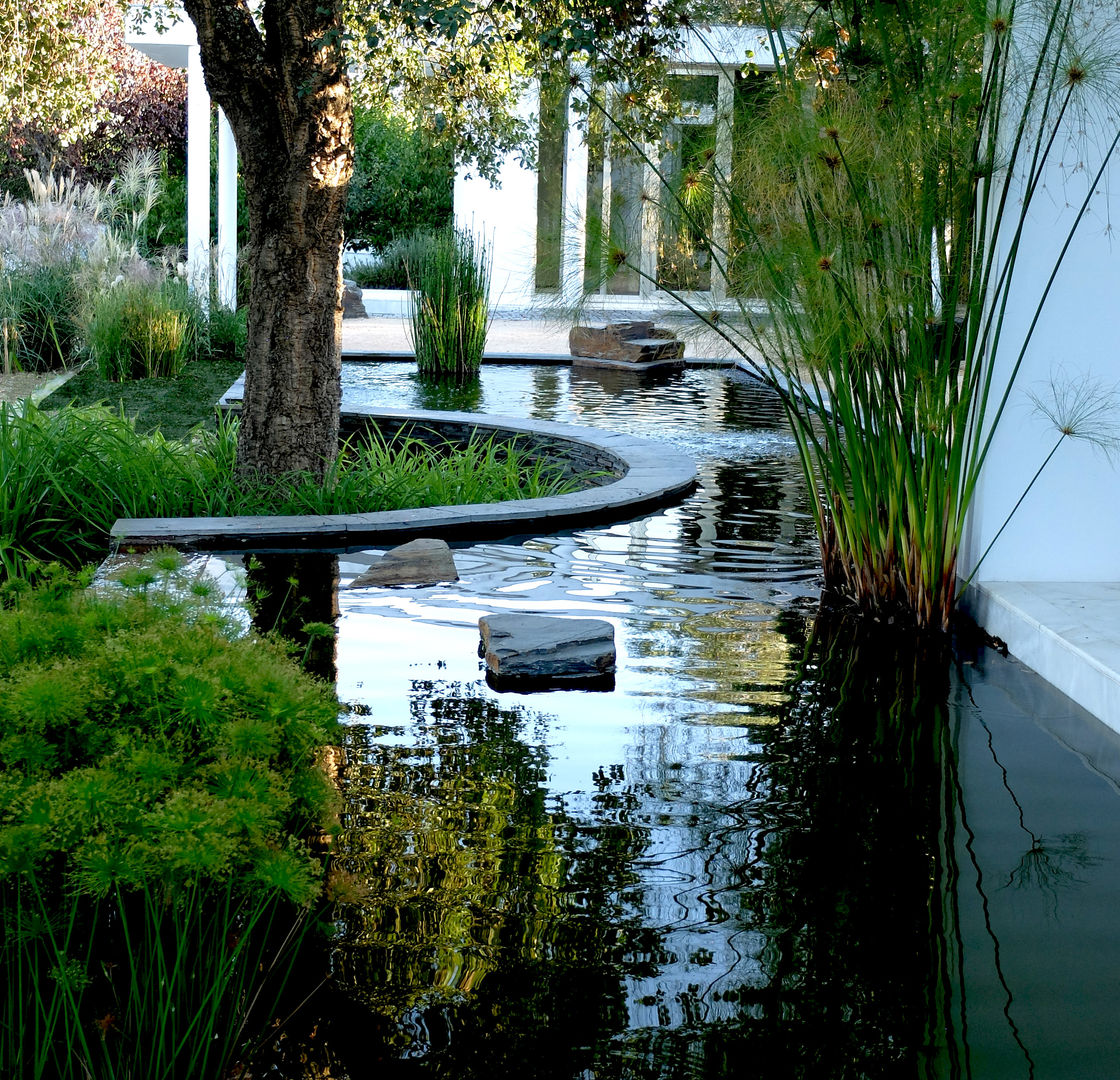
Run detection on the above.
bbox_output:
[454,26,782,314]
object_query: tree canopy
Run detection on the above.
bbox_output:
[0,0,114,146]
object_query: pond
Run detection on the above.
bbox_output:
[276,363,1120,1079]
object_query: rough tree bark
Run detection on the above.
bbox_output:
[179,0,352,479]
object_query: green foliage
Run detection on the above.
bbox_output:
[592,0,1119,631]
[349,0,693,183]
[0,0,109,146]
[137,152,186,252]
[0,403,582,573]
[0,263,81,372]
[1,1,185,191]
[220,424,582,516]
[0,558,341,1078]
[85,279,203,381]
[408,227,492,380]
[206,301,247,363]
[345,104,453,251]
[0,152,173,374]
[347,229,436,290]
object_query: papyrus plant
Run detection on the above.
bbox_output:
[408,226,493,380]
[584,0,1119,631]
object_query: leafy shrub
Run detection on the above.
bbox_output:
[0,556,340,1078]
[409,227,492,379]
[0,0,185,194]
[346,229,436,290]
[85,278,203,381]
[344,105,453,252]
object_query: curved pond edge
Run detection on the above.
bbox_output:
[109,405,698,552]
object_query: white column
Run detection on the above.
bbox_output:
[560,75,589,307]
[186,44,211,307]
[711,71,734,302]
[217,108,238,310]
[639,150,658,296]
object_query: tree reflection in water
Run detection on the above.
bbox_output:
[243,362,1120,1077]
[237,560,1120,1079]
[294,610,973,1079]
[245,552,340,683]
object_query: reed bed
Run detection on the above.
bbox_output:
[408,227,492,380]
[0,403,581,572]
[582,0,1118,631]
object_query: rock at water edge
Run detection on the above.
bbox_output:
[342,279,368,319]
[569,321,655,357]
[350,538,459,587]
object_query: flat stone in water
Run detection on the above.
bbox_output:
[350,538,459,587]
[478,613,616,687]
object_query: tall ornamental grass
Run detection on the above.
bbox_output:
[85,278,203,381]
[0,151,244,377]
[0,263,82,372]
[585,0,1118,631]
[0,556,341,1079]
[408,227,492,380]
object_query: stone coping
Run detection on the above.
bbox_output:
[110,405,697,552]
[340,349,736,367]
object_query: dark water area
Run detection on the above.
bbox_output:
[273,364,1120,1079]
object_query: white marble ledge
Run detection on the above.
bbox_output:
[964,580,1120,732]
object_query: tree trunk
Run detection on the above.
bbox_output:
[180,0,353,479]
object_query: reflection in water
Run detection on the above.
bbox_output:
[245,553,340,682]
[411,373,484,414]
[256,364,1120,1078]
[316,615,958,1079]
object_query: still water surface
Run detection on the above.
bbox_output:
[298,363,1120,1078]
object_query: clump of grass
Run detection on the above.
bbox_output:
[347,230,436,290]
[206,300,247,363]
[0,556,341,1079]
[85,278,203,381]
[0,403,584,572]
[0,263,82,372]
[218,424,581,516]
[0,152,185,376]
[408,227,491,380]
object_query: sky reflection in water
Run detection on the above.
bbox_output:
[293,364,1120,1079]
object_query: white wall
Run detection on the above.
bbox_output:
[961,7,1120,583]
[453,27,782,314]
[454,98,538,310]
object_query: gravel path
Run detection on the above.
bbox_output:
[0,370,73,404]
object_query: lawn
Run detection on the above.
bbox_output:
[40,354,246,439]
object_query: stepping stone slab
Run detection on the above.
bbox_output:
[570,324,684,363]
[479,614,616,683]
[350,538,459,587]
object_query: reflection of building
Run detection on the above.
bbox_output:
[455,26,781,313]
